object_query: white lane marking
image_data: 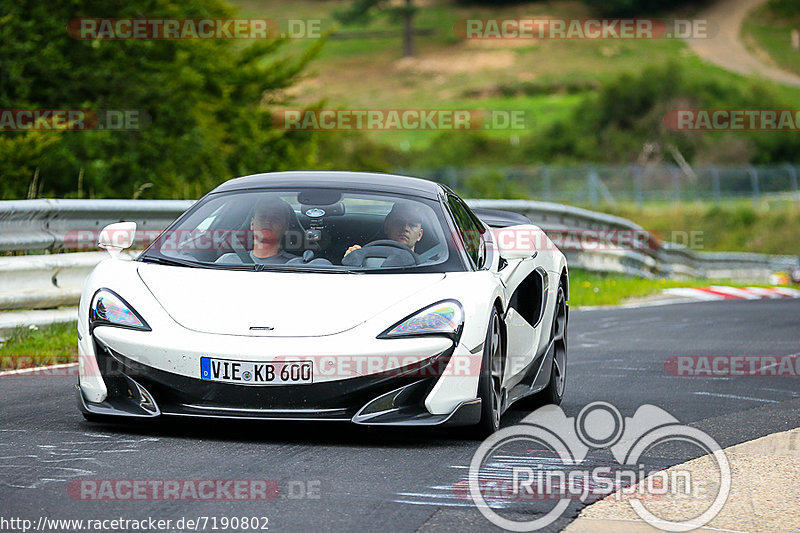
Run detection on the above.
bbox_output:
[662,288,725,300]
[0,362,77,377]
[761,387,800,395]
[395,492,461,500]
[739,287,784,299]
[709,286,761,299]
[770,286,800,297]
[692,391,778,403]
[392,499,471,508]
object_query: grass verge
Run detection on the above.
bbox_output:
[568,269,767,307]
[600,200,800,255]
[0,321,78,370]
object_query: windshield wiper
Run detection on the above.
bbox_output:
[138,255,204,268]
[254,265,349,274]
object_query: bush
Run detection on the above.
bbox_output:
[525,62,800,164]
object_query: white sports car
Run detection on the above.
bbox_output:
[77,171,568,435]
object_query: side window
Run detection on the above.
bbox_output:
[447,195,485,268]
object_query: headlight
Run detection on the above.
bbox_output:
[378,300,464,340]
[89,289,151,332]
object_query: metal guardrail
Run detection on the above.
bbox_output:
[0,199,193,252]
[470,199,798,281]
[0,199,796,329]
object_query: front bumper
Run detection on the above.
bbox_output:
[77,338,481,427]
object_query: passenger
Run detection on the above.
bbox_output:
[216,198,298,265]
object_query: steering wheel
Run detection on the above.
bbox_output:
[361,239,421,265]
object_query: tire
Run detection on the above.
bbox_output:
[539,285,568,405]
[473,307,505,437]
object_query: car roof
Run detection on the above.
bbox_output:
[211,171,445,200]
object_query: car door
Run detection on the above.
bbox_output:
[489,221,548,388]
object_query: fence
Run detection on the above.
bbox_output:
[407,164,800,208]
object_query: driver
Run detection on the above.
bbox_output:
[216,197,298,265]
[344,201,424,258]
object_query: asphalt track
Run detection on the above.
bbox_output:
[1,298,799,532]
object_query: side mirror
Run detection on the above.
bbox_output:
[493,224,545,261]
[98,221,137,258]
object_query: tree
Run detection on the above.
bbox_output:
[0,0,324,199]
[336,0,417,58]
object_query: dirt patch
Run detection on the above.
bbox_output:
[393,50,516,75]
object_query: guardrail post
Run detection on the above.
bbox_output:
[542,165,552,202]
[785,163,799,204]
[587,167,598,207]
[710,166,721,205]
[670,166,680,204]
[748,166,760,209]
[632,165,643,208]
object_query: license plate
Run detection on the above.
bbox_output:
[200,357,312,385]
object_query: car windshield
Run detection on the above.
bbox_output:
[139,188,463,273]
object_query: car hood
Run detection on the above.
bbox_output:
[137,263,447,337]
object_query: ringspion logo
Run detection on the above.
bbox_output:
[468,402,730,531]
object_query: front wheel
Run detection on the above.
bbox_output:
[473,307,505,437]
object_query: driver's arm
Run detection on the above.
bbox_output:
[343,244,361,257]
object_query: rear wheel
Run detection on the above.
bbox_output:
[540,285,567,405]
[474,307,505,437]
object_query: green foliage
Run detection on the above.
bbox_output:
[742,1,800,79]
[767,0,800,17]
[0,0,324,199]
[335,0,416,25]
[607,201,800,254]
[453,0,535,5]
[412,132,516,168]
[458,170,529,199]
[526,62,800,164]
[582,0,698,16]
[0,132,62,199]
[310,132,408,172]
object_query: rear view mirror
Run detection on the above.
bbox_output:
[99,221,137,258]
[297,189,342,206]
[493,224,545,261]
